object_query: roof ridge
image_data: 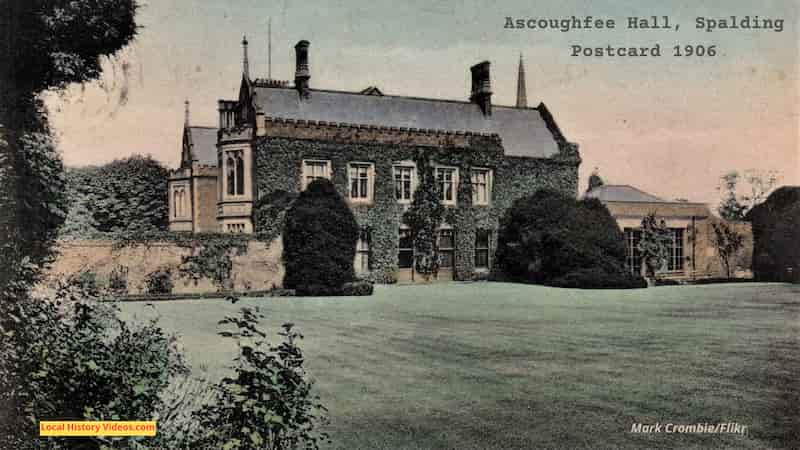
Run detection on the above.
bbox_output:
[263,115,501,138]
[253,85,540,110]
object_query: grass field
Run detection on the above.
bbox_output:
[119,283,800,449]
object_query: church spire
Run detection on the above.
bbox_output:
[516,53,527,108]
[184,99,190,127]
[242,35,250,79]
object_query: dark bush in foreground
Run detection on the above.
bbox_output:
[283,179,359,291]
[547,268,647,289]
[341,281,374,296]
[747,186,800,282]
[145,268,173,295]
[496,189,646,289]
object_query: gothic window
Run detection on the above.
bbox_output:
[227,156,235,195]
[173,189,179,218]
[226,151,245,196]
[235,153,245,195]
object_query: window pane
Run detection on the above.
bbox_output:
[475,250,488,268]
[439,251,453,268]
[439,230,454,249]
[398,251,414,269]
[476,230,489,248]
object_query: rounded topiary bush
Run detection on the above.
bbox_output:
[282,179,359,294]
[496,189,646,288]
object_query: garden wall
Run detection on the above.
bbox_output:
[44,239,284,295]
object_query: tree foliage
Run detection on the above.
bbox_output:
[496,190,645,288]
[710,221,745,279]
[402,154,445,280]
[0,280,186,450]
[61,155,170,237]
[747,186,800,282]
[717,170,779,220]
[637,212,672,281]
[191,307,328,450]
[1,0,139,287]
[282,179,359,293]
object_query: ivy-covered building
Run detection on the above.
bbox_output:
[169,38,581,283]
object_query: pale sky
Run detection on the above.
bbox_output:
[45,0,799,204]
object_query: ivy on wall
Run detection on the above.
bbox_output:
[112,231,252,292]
[402,151,445,280]
[254,134,579,283]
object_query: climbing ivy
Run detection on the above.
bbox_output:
[254,135,579,282]
[402,151,445,280]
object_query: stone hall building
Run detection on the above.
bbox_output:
[169,38,581,282]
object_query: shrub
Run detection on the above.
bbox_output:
[0,284,186,449]
[191,307,328,450]
[71,269,100,296]
[283,179,359,290]
[296,284,341,297]
[145,268,173,295]
[341,280,374,296]
[496,189,646,289]
[547,267,648,289]
[748,186,800,282]
[108,265,128,294]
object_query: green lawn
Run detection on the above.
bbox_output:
[119,283,800,449]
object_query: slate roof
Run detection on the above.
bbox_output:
[584,185,669,203]
[252,86,562,158]
[186,126,218,166]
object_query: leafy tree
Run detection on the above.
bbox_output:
[60,156,170,237]
[637,212,672,283]
[0,278,186,450]
[717,170,779,220]
[496,190,645,288]
[748,186,800,282]
[192,307,328,450]
[402,154,445,281]
[282,179,359,294]
[710,221,745,279]
[1,0,139,286]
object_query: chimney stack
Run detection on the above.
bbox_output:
[470,61,492,116]
[242,35,250,80]
[294,40,311,98]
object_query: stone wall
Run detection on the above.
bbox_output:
[193,172,219,232]
[45,239,284,295]
[693,219,753,279]
[254,132,579,283]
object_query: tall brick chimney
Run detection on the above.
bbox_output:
[470,61,492,116]
[294,40,310,99]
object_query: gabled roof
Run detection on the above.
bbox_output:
[250,86,563,158]
[360,86,384,96]
[585,185,669,203]
[184,126,218,166]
